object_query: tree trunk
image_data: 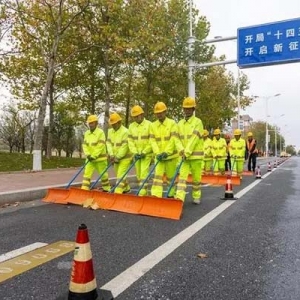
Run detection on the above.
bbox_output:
[103,58,111,136]
[46,75,55,159]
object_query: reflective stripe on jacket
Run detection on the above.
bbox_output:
[149,117,182,160]
[107,125,132,160]
[204,137,213,159]
[177,115,204,160]
[82,127,107,161]
[211,137,227,159]
[229,138,246,159]
[128,118,153,156]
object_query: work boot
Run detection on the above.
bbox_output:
[193,198,201,205]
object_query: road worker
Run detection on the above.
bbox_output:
[81,115,111,191]
[224,134,231,172]
[128,105,153,196]
[246,131,258,172]
[229,129,246,179]
[149,101,182,198]
[202,129,213,175]
[175,97,204,204]
[107,113,132,194]
[211,129,227,175]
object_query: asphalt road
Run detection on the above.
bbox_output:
[0,157,299,300]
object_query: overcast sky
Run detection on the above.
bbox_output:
[195,0,300,150]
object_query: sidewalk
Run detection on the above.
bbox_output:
[0,167,135,205]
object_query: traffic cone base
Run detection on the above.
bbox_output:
[255,166,262,179]
[267,162,272,172]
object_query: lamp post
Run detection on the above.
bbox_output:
[264,93,281,157]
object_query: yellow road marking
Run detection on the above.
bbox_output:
[0,241,75,283]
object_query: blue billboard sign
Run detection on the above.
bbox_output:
[237,18,300,68]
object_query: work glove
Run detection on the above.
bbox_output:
[140,153,146,158]
[156,152,168,161]
[87,155,95,161]
[109,155,115,163]
[134,154,141,160]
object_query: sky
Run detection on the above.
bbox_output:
[194,0,300,150]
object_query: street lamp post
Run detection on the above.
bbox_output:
[264,93,281,157]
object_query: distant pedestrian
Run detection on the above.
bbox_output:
[246,132,258,172]
[224,134,231,172]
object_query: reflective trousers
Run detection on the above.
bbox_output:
[81,160,110,191]
[113,159,132,194]
[213,159,226,175]
[231,158,244,177]
[135,156,152,196]
[202,158,213,174]
[151,158,177,198]
[175,159,202,201]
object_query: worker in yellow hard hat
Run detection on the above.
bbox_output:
[229,129,246,179]
[81,114,111,191]
[128,105,153,196]
[150,101,183,198]
[106,112,132,194]
[174,97,204,204]
[202,129,213,176]
[246,131,258,173]
[211,128,227,175]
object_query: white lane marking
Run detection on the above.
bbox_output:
[101,201,235,298]
[0,243,48,263]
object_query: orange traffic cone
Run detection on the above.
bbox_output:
[255,166,262,179]
[274,160,277,168]
[61,224,113,300]
[220,175,237,200]
[267,162,272,172]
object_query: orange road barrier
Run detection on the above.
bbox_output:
[255,166,262,179]
[242,170,254,176]
[220,175,237,200]
[58,224,113,300]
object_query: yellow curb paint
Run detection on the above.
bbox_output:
[0,241,75,283]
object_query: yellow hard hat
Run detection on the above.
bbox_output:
[87,115,98,123]
[213,128,221,135]
[247,131,253,137]
[203,129,209,137]
[131,105,144,117]
[234,129,242,136]
[182,97,196,108]
[154,102,167,114]
[109,113,122,125]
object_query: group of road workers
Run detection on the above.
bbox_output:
[81,97,258,205]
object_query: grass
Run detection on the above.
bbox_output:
[0,152,85,172]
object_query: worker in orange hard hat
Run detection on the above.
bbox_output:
[211,128,227,175]
[224,134,231,172]
[128,105,153,196]
[106,112,132,194]
[246,131,258,173]
[81,115,111,191]
[229,129,246,179]
[150,101,183,198]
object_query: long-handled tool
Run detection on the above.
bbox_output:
[110,158,139,193]
[165,158,184,198]
[135,160,160,196]
[90,161,113,190]
[43,160,89,203]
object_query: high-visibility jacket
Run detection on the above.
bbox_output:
[211,137,227,159]
[246,138,258,154]
[177,115,204,160]
[149,117,182,160]
[82,127,107,161]
[107,125,132,160]
[128,118,152,156]
[229,138,246,159]
[203,137,213,160]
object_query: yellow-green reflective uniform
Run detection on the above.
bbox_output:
[107,125,132,194]
[128,118,153,196]
[175,115,204,202]
[149,117,182,198]
[202,137,213,174]
[81,127,110,191]
[229,138,246,177]
[211,137,227,175]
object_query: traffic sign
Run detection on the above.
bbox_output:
[237,18,300,68]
